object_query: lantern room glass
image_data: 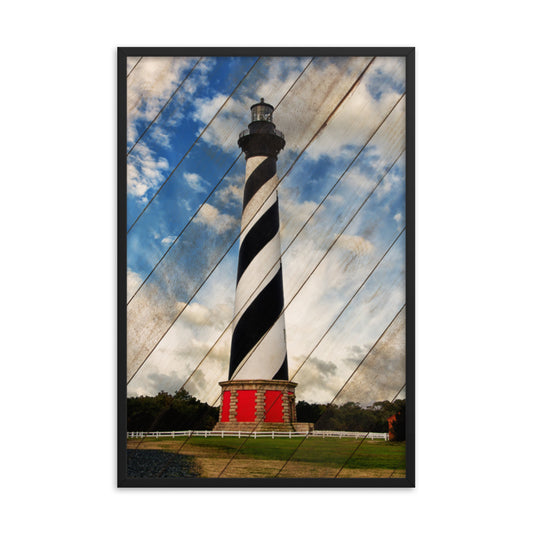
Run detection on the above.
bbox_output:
[251,103,273,122]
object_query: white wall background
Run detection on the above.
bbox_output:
[1,1,531,531]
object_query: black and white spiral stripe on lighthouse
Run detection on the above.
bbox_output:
[228,99,288,381]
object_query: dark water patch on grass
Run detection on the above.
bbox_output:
[127,449,200,478]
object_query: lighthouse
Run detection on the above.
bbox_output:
[214,99,299,432]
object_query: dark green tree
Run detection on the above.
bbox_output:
[127,390,219,431]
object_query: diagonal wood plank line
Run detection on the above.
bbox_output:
[127,57,203,156]
[128,57,408,478]
[147,223,404,476]
[180,149,404,398]
[333,384,406,479]
[126,57,315,305]
[126,58,378,384]
[127,56,261,234]
[272,312,406,478]
[216,304,406,478]
[153,225,404,476]
[129,143,401,467]
[127,56,143,78]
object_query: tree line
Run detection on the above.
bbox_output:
[297,399,405,440]
[127,390,219,432]
[127,391,405,440]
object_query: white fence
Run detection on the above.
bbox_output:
[127,430,389,440]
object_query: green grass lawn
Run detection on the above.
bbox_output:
[135,436,405,471]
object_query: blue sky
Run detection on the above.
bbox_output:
[126,55,407,406]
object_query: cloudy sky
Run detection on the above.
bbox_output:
[125,55,407,406]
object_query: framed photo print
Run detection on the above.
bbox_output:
[118,47,415,487]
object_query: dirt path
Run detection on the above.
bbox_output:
[127,440,405,479]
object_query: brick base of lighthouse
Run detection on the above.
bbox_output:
[213,380,299,432]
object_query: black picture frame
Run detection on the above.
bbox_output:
[118,47,415,488]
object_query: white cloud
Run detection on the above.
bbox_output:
[128,213,405,404]
[334,308,406,406]
[127,269,143,301]
[127,57,198,132]
[148,125,171,148]
[183,172,207,193]
[127,142,169,200]
[126,56,406,406]
[184,56,404,168]
[275,181,405,404]
[279,196,322,245]
[161,235,176,246]
[192,203,238,234]
[214,174,242,206]
[393,212,403,231]
[127,260,236,399]
[127,56,215,148]
[286,269,405,405]
[193,93,228,126]
[303,57,405,161]
[190,57,313,153]
[273,57,373,161]
[193,94,248,150]
[178,300,232,330]
[335,234,374,255]
[126,57,218,201]
[375,166,403,200]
